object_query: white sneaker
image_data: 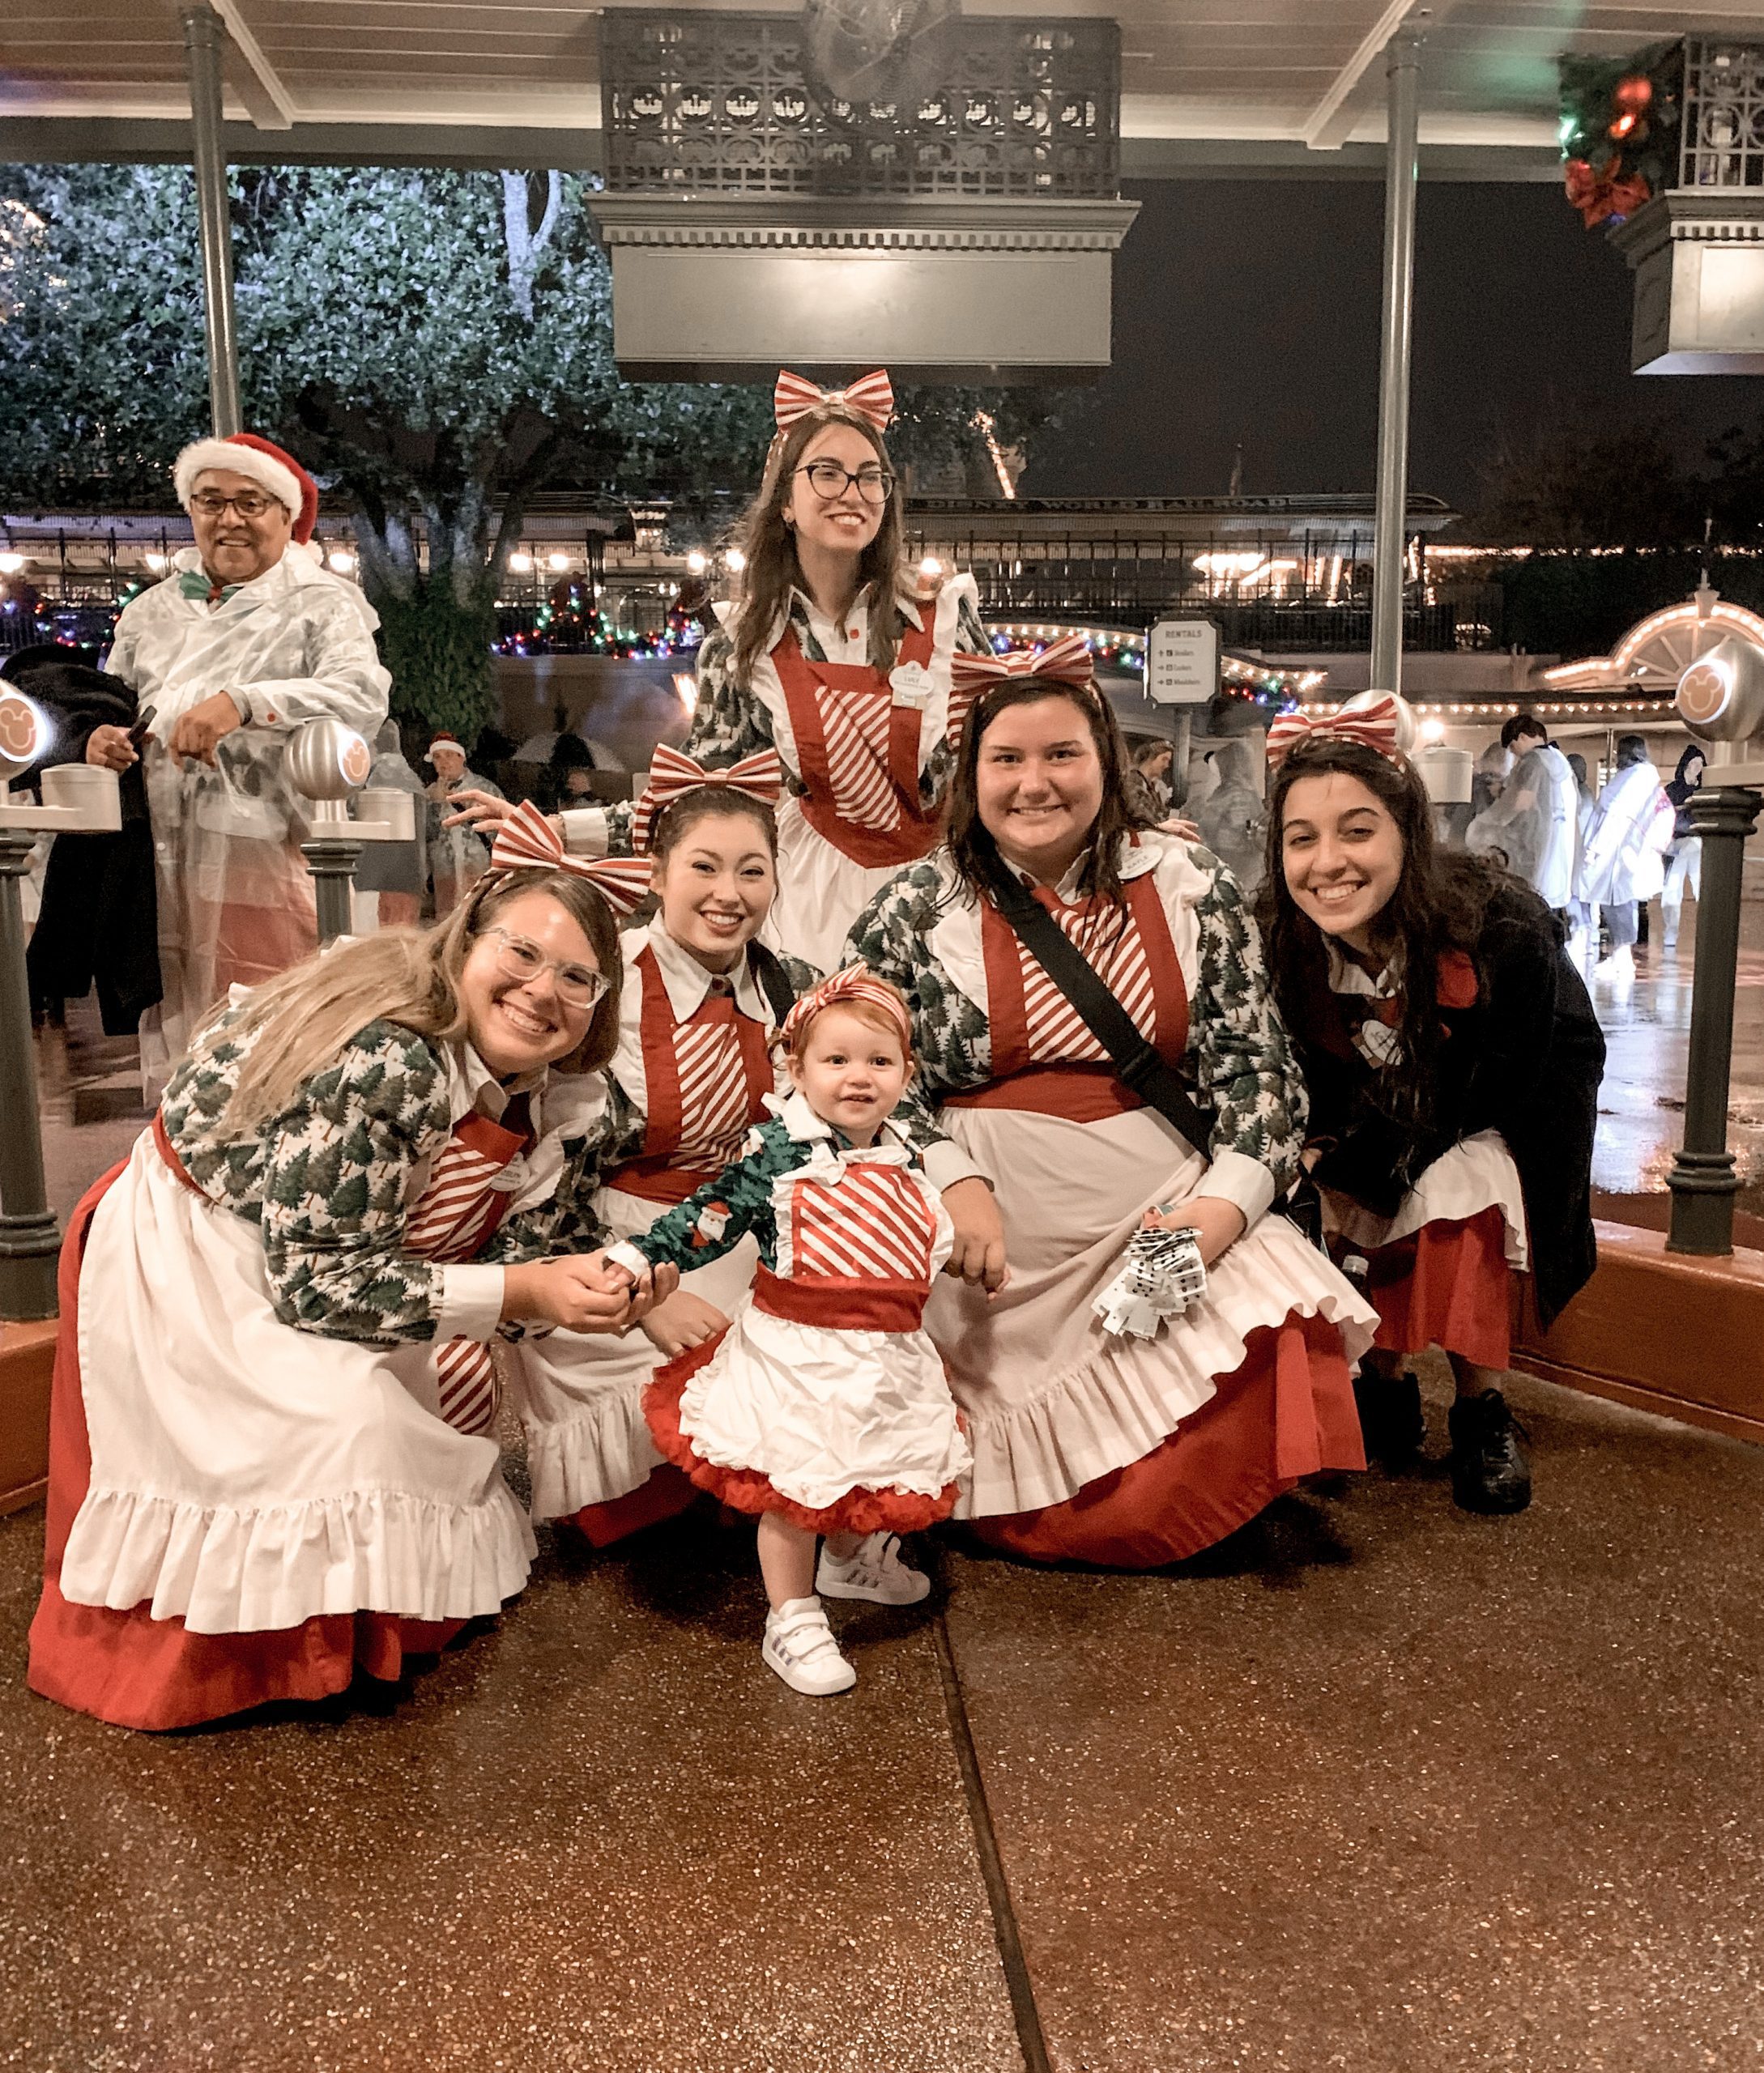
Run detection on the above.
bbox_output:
[816,1530,931,1606]
[761,1596,856,1696]
[1593,944,1634,981]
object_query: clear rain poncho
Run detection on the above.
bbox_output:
[105,545,390,1063]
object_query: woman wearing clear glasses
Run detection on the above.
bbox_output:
[28,819,676,1730]
[450,370,991,977]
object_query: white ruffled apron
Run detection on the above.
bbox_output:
[927,1094,1378,1518]
[923,880,1375,1518]
[513,951,778,1522]
[659,1143,970,1520]
[1322,1129,1529,1271]
[55,1113,538,1637]
[763,615,944,973]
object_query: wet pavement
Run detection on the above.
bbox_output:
[3,1365,1762,2071]
[7,900,1764,2067]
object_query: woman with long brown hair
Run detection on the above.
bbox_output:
[1256,704,1604,1513]
[848,638,1377,1567]
[450,370,991,977]
[28,816,673,1730]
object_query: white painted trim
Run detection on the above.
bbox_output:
[210,0,298,130]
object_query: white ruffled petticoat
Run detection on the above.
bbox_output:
[510,1182,760,1521]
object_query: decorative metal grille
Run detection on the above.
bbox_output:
[1679,40,1764,190]
[600,10,1120,198]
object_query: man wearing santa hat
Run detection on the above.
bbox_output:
[84,432,391,1071]
[422,729,502,917]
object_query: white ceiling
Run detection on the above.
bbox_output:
[6,0,1762,163]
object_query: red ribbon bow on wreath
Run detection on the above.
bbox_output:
[1563,156,1652,229]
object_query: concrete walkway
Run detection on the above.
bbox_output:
[4,1361,1762,2071]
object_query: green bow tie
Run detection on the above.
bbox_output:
[177,569,241,604]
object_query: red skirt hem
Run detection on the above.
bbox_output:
[641,1338,962,1537]
[26,1157,479,1733]
[968,1308,1364,1570]
[1366,1206,1513,1372]
[565,1465,700,1548]
[27,1582,467,1733]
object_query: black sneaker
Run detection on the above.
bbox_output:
[1353,1369,1426,1467]
[1447,1389,1532,1514]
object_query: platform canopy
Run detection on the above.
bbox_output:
[6,0,1757,178]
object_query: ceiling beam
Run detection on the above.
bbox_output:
[187,0,298,130]
[1303,0,1455,153]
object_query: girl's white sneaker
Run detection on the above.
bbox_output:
[816,1531,931,1606]
[761,1596,857,1695]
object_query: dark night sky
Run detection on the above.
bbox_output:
[1022,178,1764,515]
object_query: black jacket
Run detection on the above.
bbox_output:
[1300,883,1605,1330]
[2,647,161,1035]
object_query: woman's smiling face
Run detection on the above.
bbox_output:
[652,809,777,973]
[1279,771,1405,956]
[458,888,599,1077]
[973,692,1106,884]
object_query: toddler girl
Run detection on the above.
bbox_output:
[603,965,972,1695]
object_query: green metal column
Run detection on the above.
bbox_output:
[1370,25,1424,697]
[1665,783,1763,1255]
[0,832,61,1320]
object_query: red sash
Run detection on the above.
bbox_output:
[772,610,942,869]
[607,947,776,1206]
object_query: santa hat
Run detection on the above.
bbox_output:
[424,731,466,764]
[173,432,320,544]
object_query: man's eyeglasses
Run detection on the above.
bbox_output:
[794,461,895,504]
[189,490,279,520]
[478,927,607,1010]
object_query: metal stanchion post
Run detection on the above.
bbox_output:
[0,691,123,1321]
[0,832,59,1320]
[1665,782,1762,1255]
[302,834,368,945]
[181,4,242,438]
[288,717,405,945]
[1370,25,1423,699]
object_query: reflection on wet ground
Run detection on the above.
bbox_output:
[1585,903,1764,1232]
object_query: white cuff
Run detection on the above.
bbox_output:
[436,1262,506,1341]
[557,807,609,858]
[603,1240,651,1281]
[919,1137,987,1193]
[1193,1149,1277,1229]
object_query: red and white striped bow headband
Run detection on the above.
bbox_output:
[946,632,1097,747]
[487,800,653,917]
[631,744,785,855]
[773,368,895,435]
[1265,695,1404,772]
[781,961,912,1053]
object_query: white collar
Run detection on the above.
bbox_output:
[763,1087,913,1160]
[1011,832,1158,904]
[644,918,772,1025]
[1325,941,1400,1000]
[447,1041,546,1126]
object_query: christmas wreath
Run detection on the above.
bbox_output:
[1557,40,1683,228]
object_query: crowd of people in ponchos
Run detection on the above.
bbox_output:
[16,375,1608,1730]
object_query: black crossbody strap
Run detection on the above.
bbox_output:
[747,941,799,1031]
[982,862,1215,1163]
